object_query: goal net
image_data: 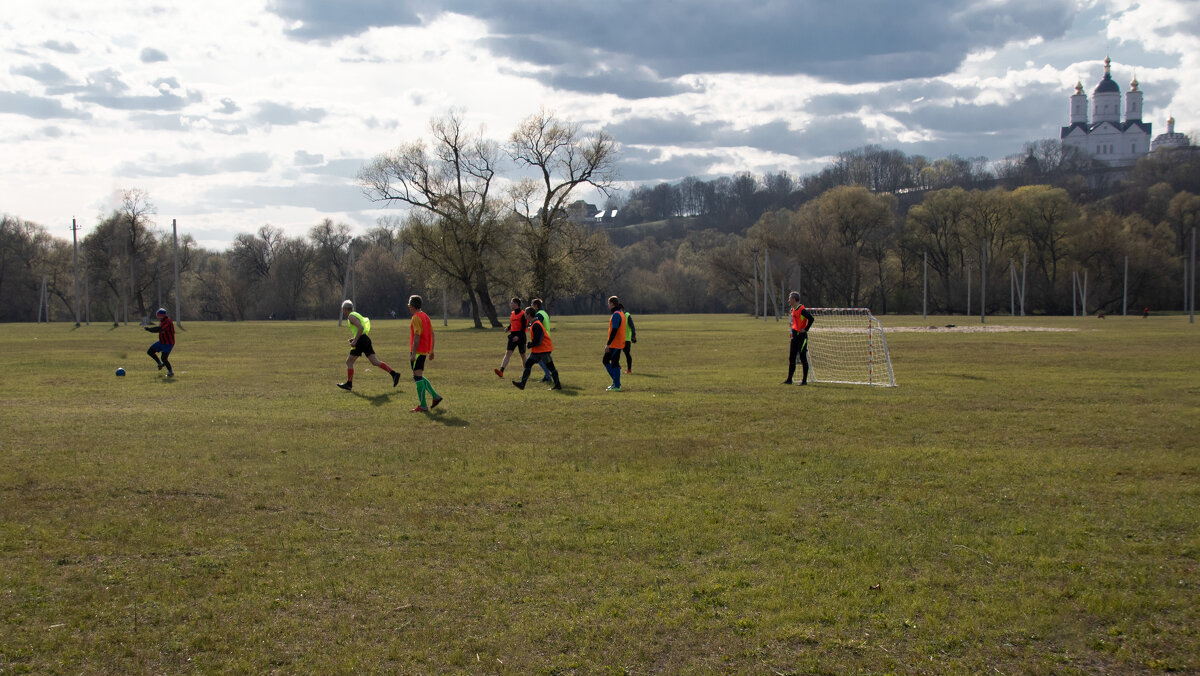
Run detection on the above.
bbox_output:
[805,308,896,387]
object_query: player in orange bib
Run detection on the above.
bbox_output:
[511,306,561,391]
[784,291,815,385]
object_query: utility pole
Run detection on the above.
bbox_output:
[70,218,82,326]
[172,219,182,327]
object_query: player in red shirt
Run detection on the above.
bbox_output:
[784,292,815,385]
[144,308,176,377]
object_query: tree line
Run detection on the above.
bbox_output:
[2,119,1197,324]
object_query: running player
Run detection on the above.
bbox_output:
[493,297,527,378]
[512,306,561,391]
[337,300,402,391]
[144,308,176,377]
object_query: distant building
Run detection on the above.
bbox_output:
[1061,56,1152,166]
[1151,116,1192,152]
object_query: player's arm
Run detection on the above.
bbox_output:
[628,315,636,342]
[801,308,815,331]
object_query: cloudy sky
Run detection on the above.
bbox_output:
[2,0,1198,249]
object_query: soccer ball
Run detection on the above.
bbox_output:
[115,367,126,377]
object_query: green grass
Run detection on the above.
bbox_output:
[1,314,1197,674]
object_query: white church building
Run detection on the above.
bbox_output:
[1061,57,1152,166]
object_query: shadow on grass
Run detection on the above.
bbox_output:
[349,390,402,407]
[424,408,469,427]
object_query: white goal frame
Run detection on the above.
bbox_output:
[805,308,896,387]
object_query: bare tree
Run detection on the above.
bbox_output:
[508,109,618,303]
[358,110,506,328]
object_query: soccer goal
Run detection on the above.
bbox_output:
[805,308,896,387]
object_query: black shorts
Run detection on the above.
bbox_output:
[349,334,375,357]
[410,354,427,371]
[506,332,526,352]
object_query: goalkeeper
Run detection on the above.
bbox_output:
[784,292,815,385]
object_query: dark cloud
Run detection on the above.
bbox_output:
[11,63,70,86]
[0,91,91,119]
[116,152,273,178]
[607,113,871,158]
[267,0,1077,96]
[140,47,168,63]
[253,101,327,125]
[269,0,422,40]
[605,114,724,146]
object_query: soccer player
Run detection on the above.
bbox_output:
[784,292,816,385]
[530,298,554,382]
[512,306,561,391]
[337,300,401,391]
[602,296,627,391]
[408,294,443,412]
[493,297,527,378]
[144,308,176,377]
[621,307,637,373]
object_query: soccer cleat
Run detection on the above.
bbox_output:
[430,396,443,409]
[512,380,526,390]
[391,371,401,387]
[782,380,793,385]
[337,381,352,390]
[494,368,503,378]
[166,371,174,377]
[410,405,428,413]
[799,381,808,386]
[540,376,552,383]
[606,385,622,392]
[548,383,562,390]
[157,362,165,370]
[625,369,632,374]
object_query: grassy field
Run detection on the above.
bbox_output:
[1,313,1197,674]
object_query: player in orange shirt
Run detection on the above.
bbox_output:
[407,294,443,412]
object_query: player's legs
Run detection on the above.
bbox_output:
[159,344,174,376]
[622,344,632,372]
[366,352,400,386]
[785,334,800,383]
[340,353,358,390]
[147,343,162,367]
[798,337,809,385]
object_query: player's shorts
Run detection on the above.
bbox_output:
[150,342,174,355]
[505,332,526,352]
[410,354,427,371]
[349,334,375,357]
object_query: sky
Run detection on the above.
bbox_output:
[2,0,1198,250]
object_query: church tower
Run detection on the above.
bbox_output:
[1070,81,1088,125]
[1092,56,1121,123]
[1125,76,1143,122]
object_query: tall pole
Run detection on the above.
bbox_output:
[1075,271,1084,319]
[980,240,986,324]
[762,249,769,321]
[129,219,136,322]
[1010,259,1015,316]
[339,246,353,325]
[967,258,972,316]
[172,219,182,326]
[922,251,927,319]
[442,287,448,327]
[37,273,46,323]
[1123,255,1128,317]
[1082,270,1088,317]
[71,218,81,326]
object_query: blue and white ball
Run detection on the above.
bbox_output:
[115,367,126,377]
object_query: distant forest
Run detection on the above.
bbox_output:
[2,139,1198,324]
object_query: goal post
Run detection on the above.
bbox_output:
[806,308,896,387]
